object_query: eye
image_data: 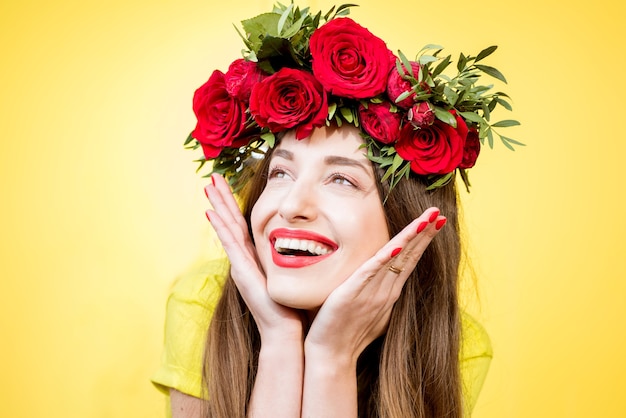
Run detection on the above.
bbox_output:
[329,173,356,187]
[268,166,290,180]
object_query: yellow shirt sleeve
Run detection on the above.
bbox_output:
[151,257,229,399]
[460,311,493,415]
[152,257,493,416]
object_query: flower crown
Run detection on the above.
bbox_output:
[185,3,521,192]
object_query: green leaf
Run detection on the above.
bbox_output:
[418,55,438,65]
[398,50,414,77]
[444,85,459,106]
[491,119,520,128]
[494,97,512,111]
[391,153,404,171]
[394,90,412,104]
[475,45,498,62]
[281,14,307,38]
[260,131,276,148]
[434,106,457,127]
[339,106,353,123]
[426,172,454,190]
[499,136,515,151]
[432,54,451,77]
[475,64,508,83]
[487,128,494,149]
[457,52,468,72]
[459,111,484,124]
[277,3,293,35]
[184,132,195,146]
[500,136,526,146]
[242,13,282,39]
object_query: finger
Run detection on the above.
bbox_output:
[209,173,249,233]
[205,181,250,244]
[206,209,261,294]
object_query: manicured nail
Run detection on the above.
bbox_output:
[205,211,211,222]
[435,218,447,230]
[428,210,440,223]
[391,247,402,257]
[211,174,215,186]
[204,186,209,198]
[416,221,428,234]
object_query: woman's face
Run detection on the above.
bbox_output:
[250,125,390,311]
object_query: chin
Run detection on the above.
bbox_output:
[267,282,325,311]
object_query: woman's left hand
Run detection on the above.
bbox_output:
[304,207,446,364]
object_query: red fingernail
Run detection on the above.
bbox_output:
[211,175,215,186]
[429,210,440,223]
[435,218,447,230]
[204,187,209,198]
[205,211,211,222]
[391,247,402,257]
[416,221,428,234]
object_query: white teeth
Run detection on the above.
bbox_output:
[274,237,331,256]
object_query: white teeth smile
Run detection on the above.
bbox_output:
[274,238,332,256]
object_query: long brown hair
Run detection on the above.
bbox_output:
[202,138,463,418]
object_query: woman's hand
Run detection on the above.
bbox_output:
[205,174,305,418]
[304,206,446,364]
[301,207,445,417]
[204,174,304,343]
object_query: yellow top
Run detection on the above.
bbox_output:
[152,257,492,416]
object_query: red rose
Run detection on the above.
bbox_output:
[459,126,481,169]
[408,102,435,127]
[249,68,328,140]
[192,70,250,159]
[387,60,421,108]
[310,17,394,99]
[358,102,402,144]
[395,111,468,175]
[224,58,267,103]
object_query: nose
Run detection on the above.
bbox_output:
[277,180,318,223]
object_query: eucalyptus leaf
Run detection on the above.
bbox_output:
[457,52,467,72]
[434,106,457,127]
[475,45,497,62]
[500,136,526,146]
[499,136,515,151]
[426,172,454,190]
[487,128,494,149]
[491,119,520,128]
[339,106,353,123]
[432,55,451,77]
[398,50,414,77]
[391,153,404,171]
[277,3,293,35]
[495,97,512,111]
[418,55,438,65]
[459,111,484,124]
[475,64,508,83]
[394,90,412,103]
[327,102,337,120]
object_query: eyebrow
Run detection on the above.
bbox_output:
[272,149,372,176]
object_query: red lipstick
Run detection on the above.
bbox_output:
[269,228,338,268]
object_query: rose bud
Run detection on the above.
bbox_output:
[408,102,435,127]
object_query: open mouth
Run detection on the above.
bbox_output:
[274,238,332,256]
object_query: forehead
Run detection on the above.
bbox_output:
[275,126,368,161]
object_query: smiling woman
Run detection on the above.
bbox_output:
[251,126,390,310]
[151,2,516,417]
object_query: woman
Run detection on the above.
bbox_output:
[154,2,518,416]
[203,124,461,417]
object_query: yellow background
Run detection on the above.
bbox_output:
[1,0,624,416]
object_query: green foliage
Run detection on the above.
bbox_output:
[238,2,357,74]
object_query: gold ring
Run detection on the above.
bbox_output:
[388,265,403,274]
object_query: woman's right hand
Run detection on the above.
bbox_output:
[204,173,304,343]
